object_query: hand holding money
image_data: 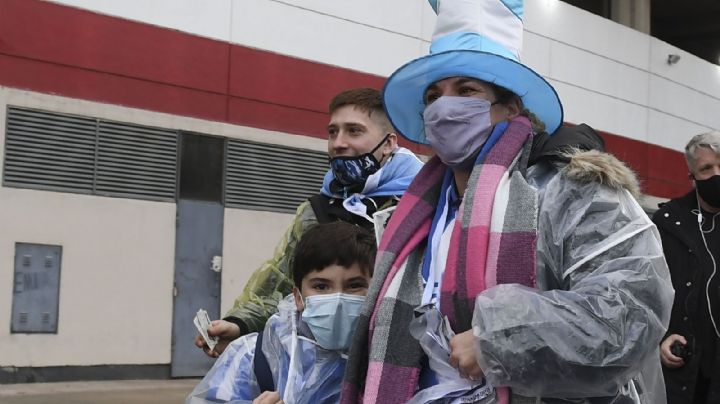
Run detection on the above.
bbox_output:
[194,316,242,358]
[194,309,219,352]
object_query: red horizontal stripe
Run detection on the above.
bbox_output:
[0,0,230,93]
[0,0,689,198]
[229,46,385,115]
[602,131,691,198]
[0,54,229,122]
[228,97,328,138]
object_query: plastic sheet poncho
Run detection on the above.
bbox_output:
[186,295,346,404]
[469,162,674,403]
[407,305,496,404]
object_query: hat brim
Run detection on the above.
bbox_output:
[383,50,564,145]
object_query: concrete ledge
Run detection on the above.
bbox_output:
[0,378,199,396]
[0,365,171,384]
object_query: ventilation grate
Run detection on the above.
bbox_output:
[4,107,96,193]
[3,106,178,202]
[5,106,330,208]
[226,140,328,213]
[96,121,177,201]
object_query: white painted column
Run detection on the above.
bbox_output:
[611,0,651,35]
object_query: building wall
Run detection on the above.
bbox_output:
[0,188,175,366]
[0,0,719,369]
[222,209,297,314]
[2,0,714,197]
[0,87,320,367]
[0,89,176,366]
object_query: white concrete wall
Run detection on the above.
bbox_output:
[0,187,176,366]
[0,88,316,366]
[48,0,720,152]
[221,209,295,314]
[524,0,720,150]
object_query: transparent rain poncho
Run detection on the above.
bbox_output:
[407,305,496,404]
[186,295,346,404]
[468,163,674,403]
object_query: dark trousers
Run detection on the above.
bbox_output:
[694,374,711,404]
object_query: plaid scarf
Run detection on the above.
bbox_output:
[341,117,538,404]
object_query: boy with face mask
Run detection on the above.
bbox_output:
[194,88,423,356]
[187,222,376,404]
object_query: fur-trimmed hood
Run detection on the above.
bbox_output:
[561,149,641,198]
[529,123,639,198]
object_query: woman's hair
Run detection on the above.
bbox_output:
[489,82,547,134]
[292,221,377,288]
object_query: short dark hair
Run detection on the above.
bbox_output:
[328,88,393,133]
[292,222,377,288]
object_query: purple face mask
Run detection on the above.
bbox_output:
[422,96,493,167]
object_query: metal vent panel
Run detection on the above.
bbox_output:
[11,243,62,334]
[4,107,96,192]
[4,107,179,202]
[95,121,178,201]
[226,140,328,213]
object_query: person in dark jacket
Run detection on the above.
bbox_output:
[655,131,720,404]
[194,88,423,356]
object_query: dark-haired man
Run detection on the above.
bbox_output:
[194,88,423,356]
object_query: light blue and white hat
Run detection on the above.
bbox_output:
[384,0,563,145]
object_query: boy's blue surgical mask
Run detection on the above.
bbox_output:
[301,293,365,351]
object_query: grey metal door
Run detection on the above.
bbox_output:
[171,132,226,377]
[171,199,223,377]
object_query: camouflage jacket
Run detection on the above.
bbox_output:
[224,196,397,335]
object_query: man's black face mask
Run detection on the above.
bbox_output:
[695,175,720,208]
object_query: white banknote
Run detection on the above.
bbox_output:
[193,309,218,351]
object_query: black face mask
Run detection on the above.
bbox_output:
[329,133,390,188]
[696,175,720,208]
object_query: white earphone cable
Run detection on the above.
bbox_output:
[695,195,720,339]
[691,208,720,233]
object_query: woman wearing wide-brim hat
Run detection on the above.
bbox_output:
[341,1,674,403]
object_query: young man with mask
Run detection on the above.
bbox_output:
[656,132,720,404]
[341,1,673,403]
[187,222,376,403]
[194,88,423,356]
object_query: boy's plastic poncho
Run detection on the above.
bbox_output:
[186,295,346,404]
[469,162,674,403]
